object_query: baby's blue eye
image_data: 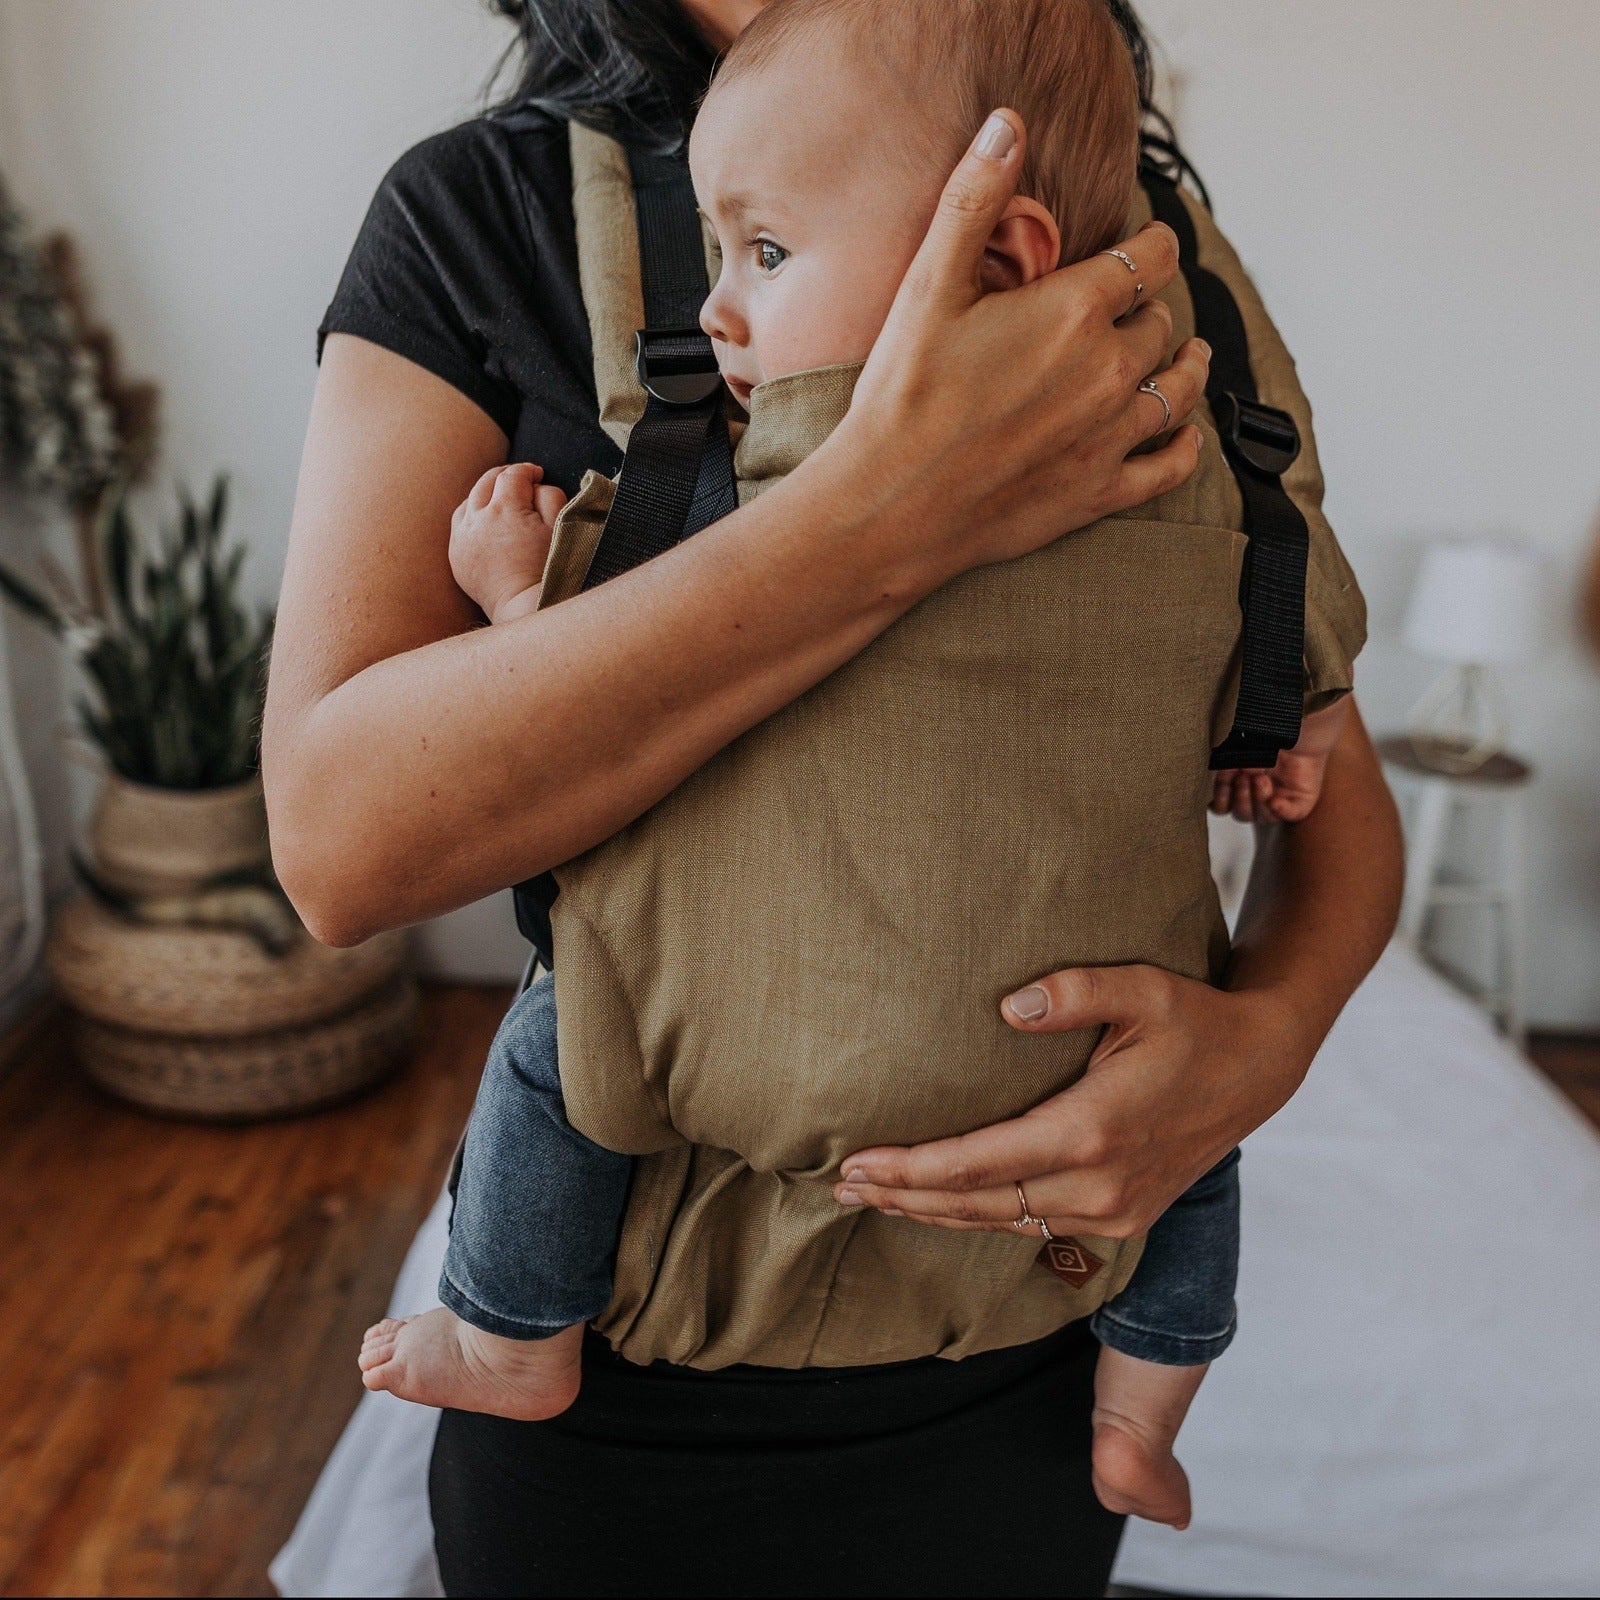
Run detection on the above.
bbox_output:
[757,240,789,275]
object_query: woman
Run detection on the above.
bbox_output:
[264,0,1403,1593]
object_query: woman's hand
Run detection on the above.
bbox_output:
[833,707,1403,1240]
[833,965,1307,1240]
[831,108,1211,588]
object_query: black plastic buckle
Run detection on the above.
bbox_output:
[635,326,724,406]
[1215,393,1301,477]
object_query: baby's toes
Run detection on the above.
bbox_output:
[358,1319,406,1370]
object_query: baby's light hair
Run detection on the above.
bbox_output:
[714,0,1141,266]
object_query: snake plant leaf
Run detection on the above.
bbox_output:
[0,561,67,633]
[103,494,135,621]
[4,471,272,787]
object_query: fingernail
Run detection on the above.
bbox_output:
[1195,339,1212,359]
[843,1165,869,1184]
[883,1208,904,1218]
[975,113,1015,160]
[837,1188,864,1207]
[1007,985,1050,1021]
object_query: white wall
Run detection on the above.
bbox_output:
[0,0,526,981]
[1137,0,1600,1025]
[3,1,1599,1017]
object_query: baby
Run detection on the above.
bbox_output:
[360,0,1346,1529]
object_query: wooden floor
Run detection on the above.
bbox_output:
[0,986,1595,1598]
[0,983,510,1600]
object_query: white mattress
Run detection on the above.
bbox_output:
[272,943,1600,1598]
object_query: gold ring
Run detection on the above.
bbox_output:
[1012,1181,1041,1234]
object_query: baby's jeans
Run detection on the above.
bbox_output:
[1089,1147,1241,1366]
[440,972,632,1340]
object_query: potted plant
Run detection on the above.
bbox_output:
[0,477,275,895]
[0,173,412,1119]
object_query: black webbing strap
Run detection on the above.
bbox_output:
[581,149,737,590]
[1141,172,1310,770]
[515,145,736,964]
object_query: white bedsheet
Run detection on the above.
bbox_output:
[271,943,1600,1598]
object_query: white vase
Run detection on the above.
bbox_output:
[90,772,270,898]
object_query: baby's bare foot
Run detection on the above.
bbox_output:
[1090,1346,1209,1529]
[358,1308,582,1421]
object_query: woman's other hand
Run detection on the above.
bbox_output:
[831,108,1210,588]
[833,706,1403,1240]
[833,964,1297,1240]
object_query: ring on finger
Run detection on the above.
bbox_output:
[1138,375,1172,434]
[1012,1181,1052,1240]
[1100,247,1145,315]
[1012,1181,1039,1233]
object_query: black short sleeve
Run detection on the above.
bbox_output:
[320,115,618,494]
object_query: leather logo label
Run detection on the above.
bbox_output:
[1037,1238,1106,1289]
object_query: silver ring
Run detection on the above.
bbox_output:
[1101,248,1145,313]
[1038,1216,1055,1244]
[1138,376,1172,433]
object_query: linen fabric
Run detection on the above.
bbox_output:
[533,127,1365,1371]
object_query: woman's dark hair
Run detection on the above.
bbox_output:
[484,0,718,149]
[487,0,1206,196]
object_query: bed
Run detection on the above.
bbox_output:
[271,940,1600,1598]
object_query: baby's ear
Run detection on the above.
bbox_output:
[980,197,1061,292]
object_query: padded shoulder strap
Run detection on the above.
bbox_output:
[580,148,737,591]
[515,137,736,963]
[1141,172,1309,770]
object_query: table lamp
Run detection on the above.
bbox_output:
[1401,538,1542,773]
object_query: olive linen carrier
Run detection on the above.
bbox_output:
[535,124,1364,1371]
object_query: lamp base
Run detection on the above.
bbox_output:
[1406,663,1507,775]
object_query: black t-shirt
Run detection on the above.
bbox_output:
[319,111,622,494]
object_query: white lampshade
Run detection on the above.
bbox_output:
[1401,539,1543,666]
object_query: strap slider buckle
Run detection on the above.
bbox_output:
[635,327,724,407]
[1216,393,1301,477]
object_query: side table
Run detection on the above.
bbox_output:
[1377,735,1532,1043]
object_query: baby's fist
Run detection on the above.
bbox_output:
[1210,697,1351,825]
[449,462,568,626]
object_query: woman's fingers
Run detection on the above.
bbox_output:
[836,1177,1023,1225]
[1058,219,1182,326]
[841,1105,1087,1197]
[1001,961,1174,1035]
[895,109,1026,316]
[1134,336,1209,433]
[1112,297,1175,382]
[1110,425,1204,508]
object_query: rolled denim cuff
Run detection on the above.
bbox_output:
[1090,1303,1237,1368]
[437,1268,602,1343]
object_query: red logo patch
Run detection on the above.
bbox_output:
[1037,1238,1106,1289]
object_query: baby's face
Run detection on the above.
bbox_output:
[690,42,943,405]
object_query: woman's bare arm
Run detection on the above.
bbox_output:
[833,707,1404,1235]
[265,114,1209,944]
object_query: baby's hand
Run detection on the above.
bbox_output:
[449,463,568,626]
[1210,697,1351,824]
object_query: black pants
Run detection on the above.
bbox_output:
[430,1322,1123,1598]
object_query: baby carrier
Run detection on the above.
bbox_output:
[512,123,1363,1370]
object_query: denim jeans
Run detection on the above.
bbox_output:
[1090,1146,1241,1367]
[440,973,633,1340]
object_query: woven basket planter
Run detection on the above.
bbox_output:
[47,895,408,1037]
[90,773,271,898]
[68,976,419,1121]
